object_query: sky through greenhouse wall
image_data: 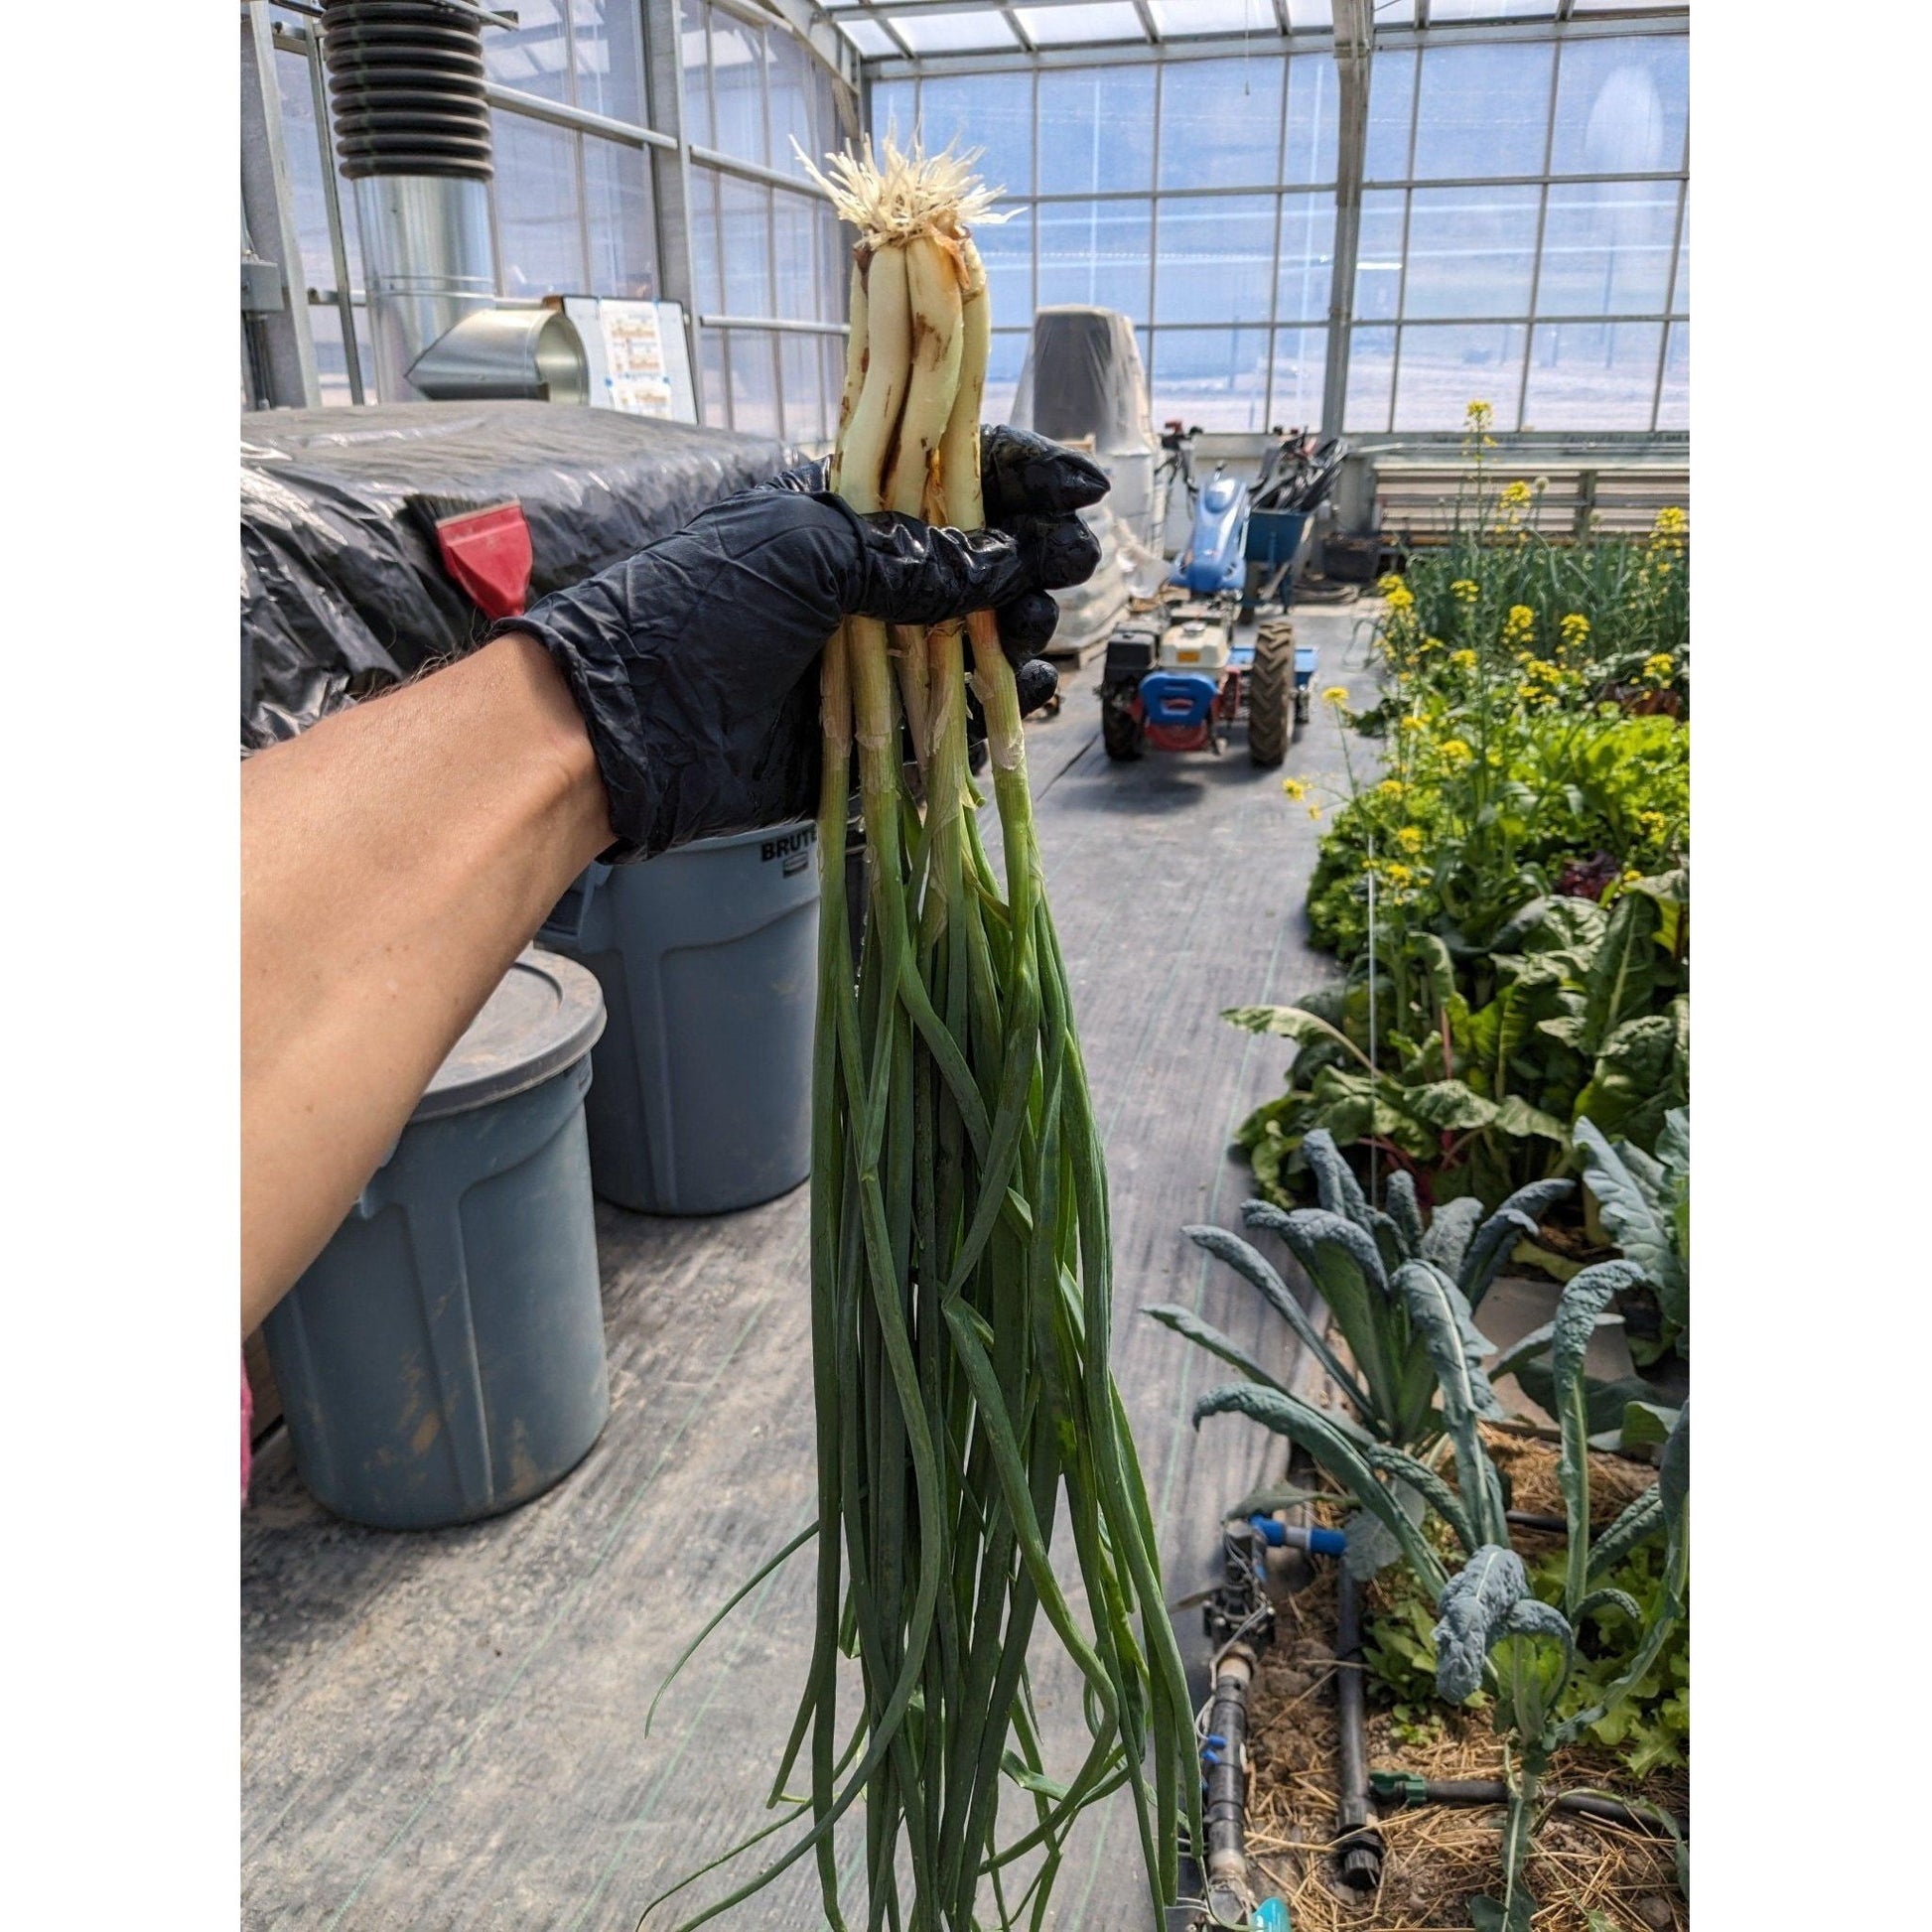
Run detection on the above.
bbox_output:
[864,15,1687,437]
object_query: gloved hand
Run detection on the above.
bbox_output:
[760,424,1104,716]
[494,427,1108,859]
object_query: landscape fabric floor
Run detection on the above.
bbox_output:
[242,605,1376,1931]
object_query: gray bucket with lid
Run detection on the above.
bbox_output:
[538,820,820,1215]
[262,948,610,1531]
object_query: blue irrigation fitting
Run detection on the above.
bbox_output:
[1248,1515,1346,1558]
[1253,1899,1294,1931]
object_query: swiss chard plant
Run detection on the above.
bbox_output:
[1230,875,1688,1215]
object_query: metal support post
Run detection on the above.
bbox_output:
[1320,0,1373,444]
[643,0,702,413]
[240,0,320,408]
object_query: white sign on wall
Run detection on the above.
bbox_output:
[562,298,698,423]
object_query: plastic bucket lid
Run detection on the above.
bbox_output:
[412,946,606,1122]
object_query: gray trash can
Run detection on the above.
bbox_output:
[262,949,610,1530]
[538,821,820,1215]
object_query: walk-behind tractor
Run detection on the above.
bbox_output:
[1099,602,1312,764]
[1098,426,1329,764]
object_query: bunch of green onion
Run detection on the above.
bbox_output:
[645,142,1198,1932]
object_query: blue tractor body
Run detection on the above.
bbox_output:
[1172,474,1251,597]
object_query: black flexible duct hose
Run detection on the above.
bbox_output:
[322,0,493,181]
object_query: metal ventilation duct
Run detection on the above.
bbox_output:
[320,0,501,402]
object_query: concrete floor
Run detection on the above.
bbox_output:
[241,604,1380,1932]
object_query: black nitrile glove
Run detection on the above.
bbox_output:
[495,427,1108,859]
[762,424,1107,715]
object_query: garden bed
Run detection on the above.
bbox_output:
[1240,1429,1686,1932]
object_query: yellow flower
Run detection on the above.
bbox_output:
[1465,400,1494,432]
[1385,863,1415,888]
[1654,506,1688,537]
[1560,613,1590,645]
[1377,573,1406,597]
[1395,825,1425,854]
[1281,776,1308,800]
[1397,715,1425,735]
[1308,804,1322,820]
[1322,686,1351,707]
[1498,481,1533,509]
[1620,867,1643,886]
[1439,739,1473,767]
[1384,583,1416,613]
[1636,810,1669,839]
[1449,647,1478,670]
[1450,580,1480,605]
[1642,653,1675,682]
[1501,604,1536,645]
[1377,778,1406,798]
[1422,634,1444,652]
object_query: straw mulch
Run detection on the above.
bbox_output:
[1243,1437,1686,1932]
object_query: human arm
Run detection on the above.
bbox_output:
[240,434,1106,1328]
[240,633,613,1332]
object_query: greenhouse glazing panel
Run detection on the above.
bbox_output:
[1154,196,1278,327]
[1276,198,1337,326]
[570,0,645,127]
[1412,42,1555,181]
[1038,200,1152,316]
[1523,320,1664,430]
[1270,328,1328,430]
[1036,67,1156,197]
[1393,323,1529,431]
[919,71,1035,195]
[584,138,659,299]
[1401,186,1541,320]
[493,110,585,297]
[1158,58,1285,193]
[1151,327,1273,434]
[1536,181,1677,318]
[1550,34,1689,177]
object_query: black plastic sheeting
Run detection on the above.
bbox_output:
[240,402,788,749]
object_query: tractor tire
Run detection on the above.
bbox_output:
[1248,621,1295,766]
[1102,701,1146,761]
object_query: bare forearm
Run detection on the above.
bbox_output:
[240,633,613,1330]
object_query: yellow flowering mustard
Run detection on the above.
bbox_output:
[1560,613,1590,645]
[1422,634,1444,652]
[1439,739,1473,767]
[1449,647,1478,671]
[1501,605,1536,647]
[1385,863,1415,888]
[1281,776,1308,800]
[1498,480,1533,509]
[1322,686,1351,706]
[1395,825,1425,854]
[1377,778,1406,798]
[1465,400,1494,432]
[1654,506,1688,537]
[1642,653,1675,682]
[1384,583,1416,612]
[1450,580,1480,605]
[1308,804,1322,820]
[1397,715,1424,735]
